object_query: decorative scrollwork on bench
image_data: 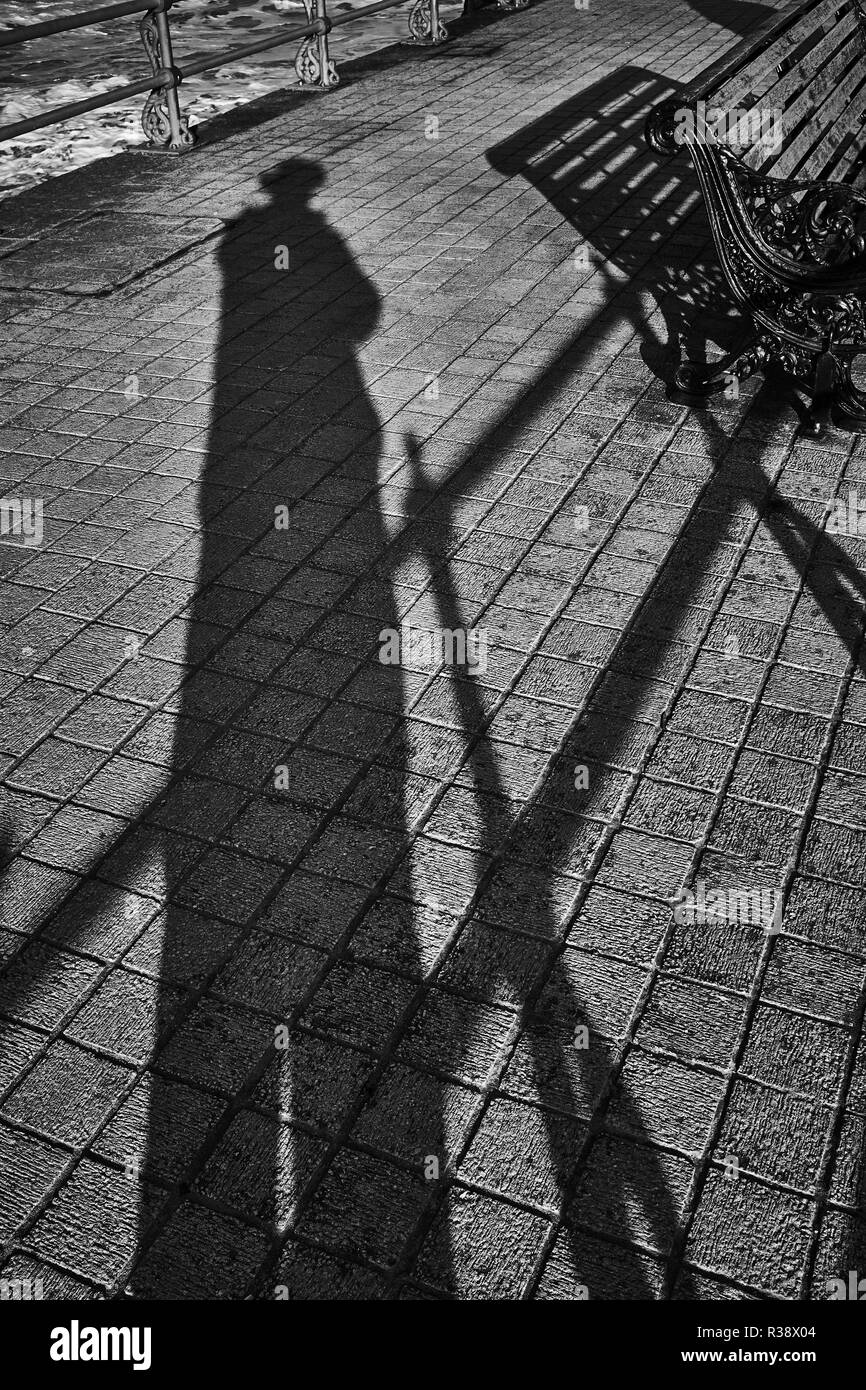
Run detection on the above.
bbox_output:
[722,153,866,271]
[645,0,866,436]
[696,148,866,350]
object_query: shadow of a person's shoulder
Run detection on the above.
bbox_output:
[218,156,381,350]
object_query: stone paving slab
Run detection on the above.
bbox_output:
[0,0,865,1302]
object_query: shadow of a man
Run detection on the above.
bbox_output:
[125,157,453,1297]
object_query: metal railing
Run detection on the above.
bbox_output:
[0,0,529,152]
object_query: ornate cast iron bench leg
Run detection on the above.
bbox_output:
[802,338,839,439]
[673,335,766,400]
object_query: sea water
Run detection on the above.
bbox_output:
[0,0,459,199]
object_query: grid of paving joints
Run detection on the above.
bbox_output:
[0,0,864,1301]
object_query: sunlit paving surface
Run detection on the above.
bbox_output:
[0,0,864,1340]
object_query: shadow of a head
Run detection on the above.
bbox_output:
[258,157,327,198]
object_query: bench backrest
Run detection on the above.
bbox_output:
[673,0,866,184]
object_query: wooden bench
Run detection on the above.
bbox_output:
[645,0,866,436]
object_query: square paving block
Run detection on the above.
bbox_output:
[685,1168,814,1298]
[597,827,693,899]
[532,948,648,1041]
[416,1185,551,1299]
[397,988,515,1086]
[783,874,866,956]
[536,1225,666,1300]
[635,978,747,1067]
[195,1109,326,1226]
[25,1157,166,1288]
[473,861,580,937]
[0,1123,68,1244]
[437,920,550,1007]
[3,1039,133,1148]
[211,931,326,1017]
[662,917,764,995]
[294,1149,429,1271]
[761,938,865,1024]
[156,996,276,1094]
[301,960,416,1053]
[500,1024,615,1122]
[459,1096,586,1212]
[42,880,158,961]
[713,1077,832,1191]
[128,1199,268,1299]
[94,1073,226,1185]
[260,871,369,951]
[123,906,240,990]
[738,1002,849,1104]
[608,1048,724,1153]
[66,970,187,1064]
[350,894,457,979]
[570,1132,693,1256]
[173,848,283,924]
[353,1061,478,1168]
[566,885,669,965]
[263,1238,388,1300]
[0,941,101,1030]
[253,1029,372,1134]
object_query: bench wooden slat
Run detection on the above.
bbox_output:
[737,8,860,120]
[802,81,866,181]
[751,37,865,177]
[684,0,845,110]
[716,1,855,112]
[704,12,860,175]
[767,54,866,178]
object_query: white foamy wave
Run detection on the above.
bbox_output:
[0,0,464,199]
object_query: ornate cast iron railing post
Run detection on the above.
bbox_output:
[139,0,194,150]
[407,0,448,45]
[295,0,339,88]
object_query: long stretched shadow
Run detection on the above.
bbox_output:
[0,158,453,1298]
[0,59,864,1301]
[121,157,461,1296]
[468,74,866,1296]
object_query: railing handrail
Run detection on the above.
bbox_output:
[178,0,406,80]
[0,0,516,150]
[0,0,168,49]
